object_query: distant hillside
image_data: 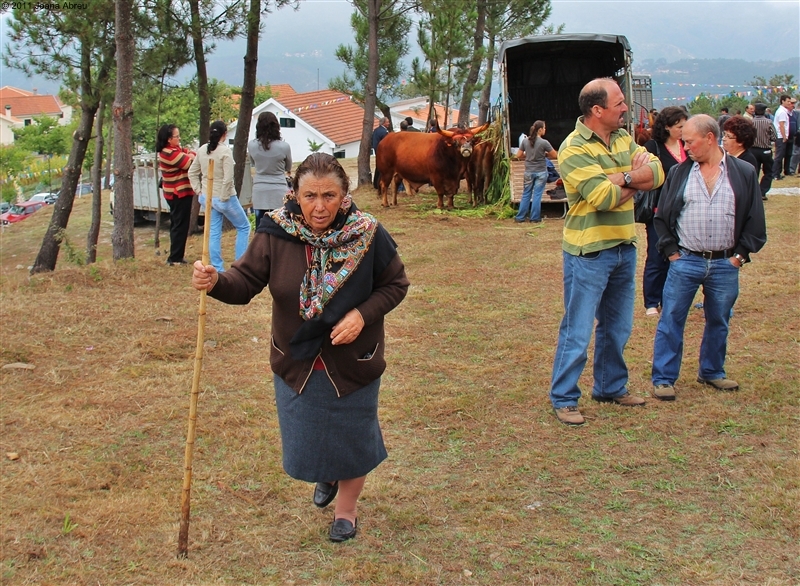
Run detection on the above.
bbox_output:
[634,57,799,108]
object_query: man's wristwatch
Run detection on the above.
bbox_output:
[623,172,632,186]
[733,253,746,265]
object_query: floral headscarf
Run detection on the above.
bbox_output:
[268,192,378,321]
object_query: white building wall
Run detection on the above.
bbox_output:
[228,102,335,165]
[0,118,17,145]
[59,104,73,125]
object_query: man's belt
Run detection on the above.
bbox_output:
[682,248,734,260]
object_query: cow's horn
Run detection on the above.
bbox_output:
[470,122,490,134]
[437,127,455,139]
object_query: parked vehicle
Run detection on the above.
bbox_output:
[75,183,93,196]
[27,192,55,205]
[1,201,46,225]
[109,155,252,224]
[0,201,10,214]
[498,34,637,206]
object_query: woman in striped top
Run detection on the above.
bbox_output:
[157,124,196,265]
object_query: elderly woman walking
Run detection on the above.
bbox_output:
[191,153,409,542]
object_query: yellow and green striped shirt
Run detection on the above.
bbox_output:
[557,117,664,256]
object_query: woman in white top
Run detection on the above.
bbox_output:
[188,120,251,272]
[248,111,293,227]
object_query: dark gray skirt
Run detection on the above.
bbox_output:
[274,371,387,482]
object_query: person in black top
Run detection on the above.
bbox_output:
[642,106,688,316]
[749,103,777,201]
[404,116,420,132]
[371,117,390,189]
[783,98,797,176]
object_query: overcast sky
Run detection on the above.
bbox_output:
[1,0,798,95]
[547,0,799,62]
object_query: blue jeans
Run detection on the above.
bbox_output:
[516,171,548,221]
[651,252,739,385]
[550,244,636,408]
[789,142,800,174]
[199,195,251,272]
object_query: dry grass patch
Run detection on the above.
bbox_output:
[1,173,798,585]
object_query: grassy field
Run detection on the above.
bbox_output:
[1,167,798,585]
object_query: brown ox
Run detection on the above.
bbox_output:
[376,124,489,209]
[465,136,495,206]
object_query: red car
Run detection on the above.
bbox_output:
[1,201,46,225]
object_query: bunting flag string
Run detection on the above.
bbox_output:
[653,83,799,104]
[652,81,798,92]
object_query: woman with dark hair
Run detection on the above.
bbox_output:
[642,106,689,316]
[514,120,557,223]
[188,120,251,272]
[157,124,196,266]
[191,153,409,542]
[248,111,292,227]
[722,116,759,170]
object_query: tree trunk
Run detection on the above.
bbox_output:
[458,0,485,127]
[477,36,496,125]
[31,45,99,274]
[443,63,453,127]
[104,113,113,189]
[111,0,136,260]
[86,98,105,264]
[189,0,209,233]
[233,0,260,195]
[357,0,380,188]
[426,57,438,126]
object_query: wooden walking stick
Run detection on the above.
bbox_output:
[177,159,214,558]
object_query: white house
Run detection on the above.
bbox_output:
[0,86,73,132]
[389,97,479,131]
[228,85,378,162]
[0,112,21,145]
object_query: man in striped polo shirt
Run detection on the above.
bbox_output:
[748,103,777,201]
[549,78,665,426]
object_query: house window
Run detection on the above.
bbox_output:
[333,150,345,159]
[279,118,295,128]
[24,119,32,126]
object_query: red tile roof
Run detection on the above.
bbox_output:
[0,86,63,119]
[269,84,296,99]
[228,84,297,116]
[0,86,34,98]
[397,103,478,128]
[275,89,377,146]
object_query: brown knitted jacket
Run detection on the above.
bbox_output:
[208,231,409,397]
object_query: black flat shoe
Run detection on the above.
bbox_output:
[329,517,357,542]
[313,481,338,508]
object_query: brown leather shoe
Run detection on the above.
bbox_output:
[697,377,739,391]
[553,406,585,426]
[652,384,676,401]
[592,392,646,406]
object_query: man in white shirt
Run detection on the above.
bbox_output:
[771,94,792,180]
